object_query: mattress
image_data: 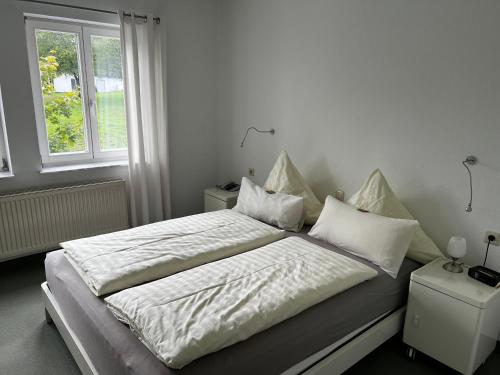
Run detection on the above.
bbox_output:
[45,229,420,375]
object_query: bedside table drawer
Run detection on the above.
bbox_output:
[404,281,479,373]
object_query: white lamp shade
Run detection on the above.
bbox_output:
[447,236,467,258]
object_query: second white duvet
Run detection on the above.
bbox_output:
[63,210,284,296]
[105,237,377,369]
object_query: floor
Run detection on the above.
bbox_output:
[0,253,80,375]
[0,253,499,375]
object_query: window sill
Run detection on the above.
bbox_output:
[40,160,128,174]
[0,171,14,179]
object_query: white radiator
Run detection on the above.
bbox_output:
[0,180,129,261]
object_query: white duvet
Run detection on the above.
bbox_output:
[62,210,285,296]
[105,237,378,369]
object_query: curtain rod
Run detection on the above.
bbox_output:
[18,0,160,24]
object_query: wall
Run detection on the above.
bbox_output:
[161,0,219,217]
[0,0,218,217]
[2,0,499,268]
[216,0,500,270]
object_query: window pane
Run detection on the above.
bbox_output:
[35,30,87,154]
[91,35,127,151]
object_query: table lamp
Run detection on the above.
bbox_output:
[443,236,467,273]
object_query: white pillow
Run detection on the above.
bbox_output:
[264,151,323,225]
[348,169,443,264]
[233,177,305,232]
[309,196,418,278]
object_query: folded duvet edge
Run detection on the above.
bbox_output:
[64,228,286,297]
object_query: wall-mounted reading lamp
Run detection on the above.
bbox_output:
[462,155,477,213]
[240,126,275,148]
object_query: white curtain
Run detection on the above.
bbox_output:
[119,11,171,227]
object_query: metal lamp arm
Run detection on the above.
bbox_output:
[240,127,275,147]
[462,155,476,213]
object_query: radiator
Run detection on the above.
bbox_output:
[0,180,129,261]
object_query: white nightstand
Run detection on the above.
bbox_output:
[403,258,500,374]
[204,188,239,212]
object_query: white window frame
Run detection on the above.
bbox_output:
[25,18,127,167]
[0,85,12,175]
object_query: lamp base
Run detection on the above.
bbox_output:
[443,258,464,273]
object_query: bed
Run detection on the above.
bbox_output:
[43,228,420,375]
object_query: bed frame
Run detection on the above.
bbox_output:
[42,281,405,375]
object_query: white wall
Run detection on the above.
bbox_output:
[161,0,219,217]
[216,0,500,270]
[0,0,218,217]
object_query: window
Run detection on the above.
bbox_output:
[0,85,12,174]
[25,18,127,166]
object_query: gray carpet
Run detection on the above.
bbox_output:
[0,253,80,375]
[0,253,498,375]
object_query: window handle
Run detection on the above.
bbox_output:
[1,157,9,172]
[89,98,96,117]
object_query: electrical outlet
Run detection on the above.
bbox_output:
[484,231,500,246]
[248,168,255,176]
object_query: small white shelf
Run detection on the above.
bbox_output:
[40,160,128,174]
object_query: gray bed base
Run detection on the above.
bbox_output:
[42,281,405,375]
